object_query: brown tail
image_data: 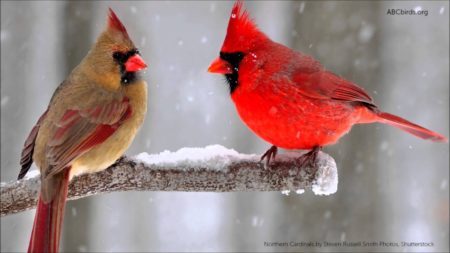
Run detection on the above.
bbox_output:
[28,170,70,253]
[377,112,447,142]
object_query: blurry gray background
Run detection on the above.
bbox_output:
[1,1,448,252]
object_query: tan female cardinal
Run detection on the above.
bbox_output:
[208,1,447,166]
[18,9,147,253]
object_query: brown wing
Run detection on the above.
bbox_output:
[18,110,49,179]
[42,97,131,179]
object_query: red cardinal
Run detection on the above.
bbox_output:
[208,1,447,165]
[19,9,147,252]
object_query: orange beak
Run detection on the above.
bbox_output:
[208,57,232,74]
[125,54,147,72]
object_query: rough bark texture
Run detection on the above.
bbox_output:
[1,152,337,216]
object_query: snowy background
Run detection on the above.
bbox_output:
[1,1,449,252]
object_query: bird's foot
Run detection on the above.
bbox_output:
[296,146,322,175]
[111,155,127,166]
[260,145,278,168]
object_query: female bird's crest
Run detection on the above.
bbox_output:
[221,1,268,53]
[98,8,135,54]
[108,8,130,40]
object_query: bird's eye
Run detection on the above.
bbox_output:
[220,52,245,65]
[127,48,139,58]
[113,52,126,62]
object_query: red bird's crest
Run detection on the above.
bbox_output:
[108,8,130,39]
[221,1,268,53]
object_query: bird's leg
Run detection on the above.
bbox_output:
[260,145,278,167]
[296,146,322,175]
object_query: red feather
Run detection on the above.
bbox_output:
[46,98,132,176]
[75,106,132,153]
[221,1,268,53]
[294,70,374,105]
[108,8,130,39]
[377,112,447,142]
[28,169,70,253]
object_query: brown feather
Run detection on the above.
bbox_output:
[19,110,48,179]
[45,98,130,178]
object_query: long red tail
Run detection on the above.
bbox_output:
[377,112,447,142]
[28,170,70,253]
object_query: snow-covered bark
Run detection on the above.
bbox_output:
[1,145,338,216]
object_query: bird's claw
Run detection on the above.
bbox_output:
[260,145,278,168]
[296,146,322,176]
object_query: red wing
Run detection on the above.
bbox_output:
[44,98,131,178]
[293,70,374,105]
[19,110,49,179]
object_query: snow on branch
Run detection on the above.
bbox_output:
[1,145,338,216]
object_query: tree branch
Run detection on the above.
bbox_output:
[1,145,338,216]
